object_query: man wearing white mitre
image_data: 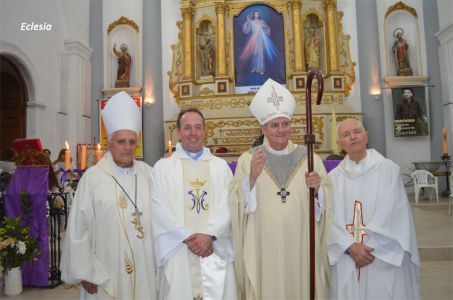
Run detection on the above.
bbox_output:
[151,108,237,300]
[328,118,420,299]
[61,91,157,299]
[229,78,331,299]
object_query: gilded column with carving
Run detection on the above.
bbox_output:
[292,0,304,72]
[181,7,193,79]
[216,3,227,77]
[323,0,339,72]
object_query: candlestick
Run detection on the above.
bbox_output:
[168,140,173,153]
[96,144,102,162]
[81,144,87,169]
[65,141,71,171]
[442,128,448,155]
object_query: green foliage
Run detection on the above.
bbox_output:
[0,191,41,272]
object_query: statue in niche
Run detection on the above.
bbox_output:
[304,15,322,70]
[199,35,215,76]
[197,20,215,77]
[113,43,132,87]
[392,28,413,76]
[305,29,320,70]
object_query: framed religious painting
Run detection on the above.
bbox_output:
[216,79,229,94]
[99,97,144,158]
[392,86,428,137]
[294,76,306,91]
[233,4,286,94]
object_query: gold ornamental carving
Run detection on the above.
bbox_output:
[323,0,339,72]
[291,0,304,72]
[385,1,418,19]
[336,11,356,96]
[107,16,139,34]
[180,97,250,110]
[227,1,288,17]
[216,3,227,76]
[182,7,193,79]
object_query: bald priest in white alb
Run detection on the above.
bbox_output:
[61,91,157,299]
[328,119,420,300]
[229,78,331,299]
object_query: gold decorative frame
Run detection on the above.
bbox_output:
[107,16,140,34]
[385,1,418,19]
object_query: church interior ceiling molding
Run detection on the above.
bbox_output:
[166,0,359,159]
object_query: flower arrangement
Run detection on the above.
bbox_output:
[0,191,40,272]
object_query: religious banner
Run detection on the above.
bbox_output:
[392,87,428,137]
[99,97,143,158]
[233,4,286,93]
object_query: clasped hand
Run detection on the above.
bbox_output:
[347,242,375,268]
[184,233,213,258]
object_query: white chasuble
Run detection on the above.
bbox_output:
[229,140,332,300]
[61,152,157,300]
[151,144,237,300]
[328,149,420,300]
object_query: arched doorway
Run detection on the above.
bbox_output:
[0,55,27,160]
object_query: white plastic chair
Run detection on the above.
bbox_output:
[411,170,439,204]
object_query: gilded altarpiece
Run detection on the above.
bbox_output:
[167,0,360,160]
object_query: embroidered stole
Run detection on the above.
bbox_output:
[183,159,211,299]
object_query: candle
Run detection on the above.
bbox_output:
[81,144,86,169]
[96,144,102,162]
[168,140,173,153]
[442,128,448,155]
[65,141,71,171]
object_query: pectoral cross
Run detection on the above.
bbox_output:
[346,200,367,281]
[131,208,144,239]
[277,187,290,203]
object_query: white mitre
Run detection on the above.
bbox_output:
[102,91,141,136]
[250,78,296,125]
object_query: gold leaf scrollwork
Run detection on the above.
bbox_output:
[336,11,356,96]
[385,1,418,19]
[107,16,139,34]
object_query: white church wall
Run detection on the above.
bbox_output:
[0,0,91,159]
[161,0,181,121]
[437,0,453,156]
[337,0,361,112]
[376,0,431,174]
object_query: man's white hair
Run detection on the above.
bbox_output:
[336,118,366,138]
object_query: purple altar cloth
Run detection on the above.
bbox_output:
[5,166,49,286]
[227,160,341,175]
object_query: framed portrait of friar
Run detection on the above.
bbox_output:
[392,87,428,137]
[233,4,286,94]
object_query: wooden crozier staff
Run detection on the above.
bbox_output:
[304,70,324,300]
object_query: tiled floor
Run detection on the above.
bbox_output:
[2,196,453,299]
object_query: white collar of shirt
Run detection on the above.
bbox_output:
[112,162,135,177]
[266,145,289,155]
[345,152,368,175]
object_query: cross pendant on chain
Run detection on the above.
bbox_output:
[277,187,290,203]
[131,208,144,239]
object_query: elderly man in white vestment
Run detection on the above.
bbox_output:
[328,119,420,299]
[229,78,331,300]
[151,108,237,300]
[61,91,157,299]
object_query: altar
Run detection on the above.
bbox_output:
[165,0,361,159]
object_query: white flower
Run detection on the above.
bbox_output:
[16,241,26,255]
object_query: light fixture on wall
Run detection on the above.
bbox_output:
[370,87,382,100]
[144,96,155,107]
